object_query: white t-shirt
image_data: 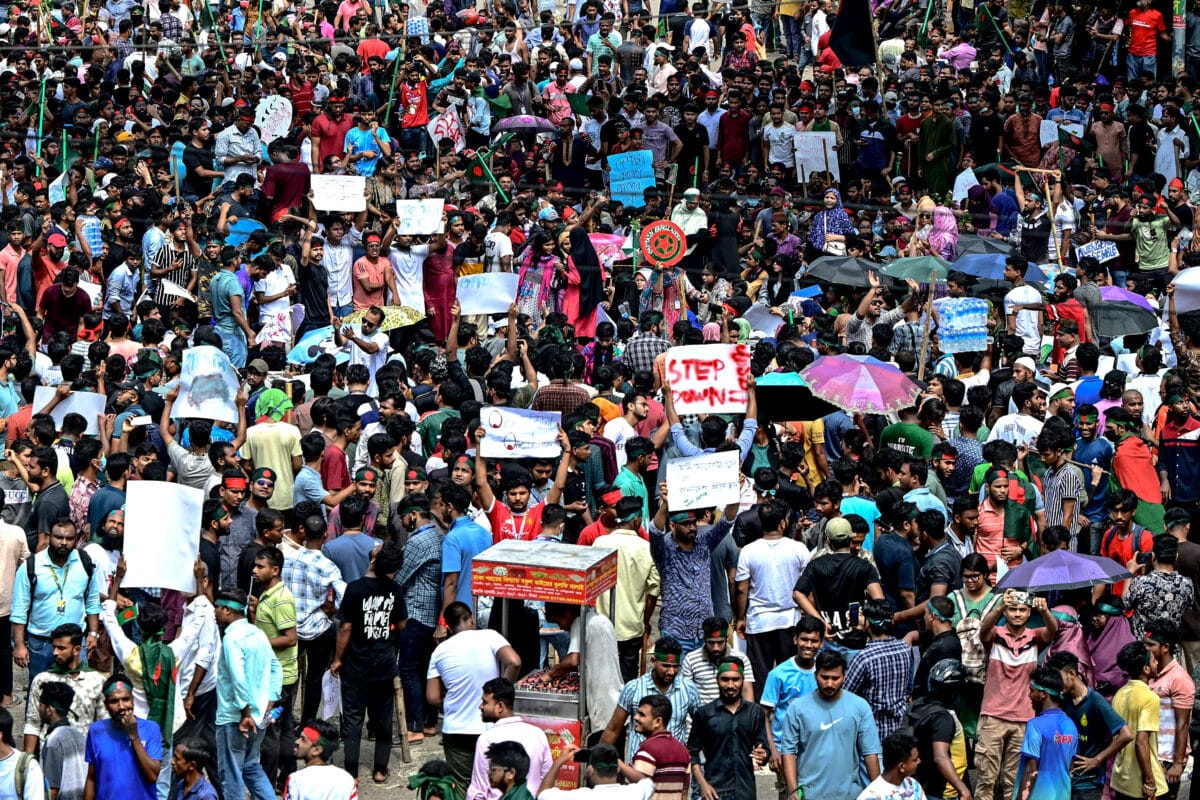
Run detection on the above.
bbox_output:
[540,780,655,800]
[763,124,796,167]
[603,416,637,468]
[389,245,427,313]
[987,412,1044,451]
[282,763,358,800]
[0,749,45,800]
[347,327,389,396]
[568,611,622,727]
[253,264,296,318]
[484,231,514,273]
[856,775,928,800]
[735,536,811,634]
[1003,283,1042,355]
[428,628,510,734]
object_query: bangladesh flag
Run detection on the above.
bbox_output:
[1058,126,1095,153]
[567,93,592,117]
[116,604,139,626]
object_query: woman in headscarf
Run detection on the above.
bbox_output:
[963,184,997,237]
[927,205,960,262]
[556,226,606,340]
[905,195,938,255]
[516,231,561,330]
[1084,594,1135,700]
[806,188,856,260]
[423,230,456,341]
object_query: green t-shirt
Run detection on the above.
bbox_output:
[880,422,934,459]
[1132,215,1170,271]
[256,580,299,686]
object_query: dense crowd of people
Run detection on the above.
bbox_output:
[7,0,1200,799]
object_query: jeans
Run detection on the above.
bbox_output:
[1110,269,1128,289]
[779,14,801,55]
[340,676,395,777]
[260,682,296,786]
[26,634,56,685]
[1127,53,1157,80]
[331,303,354,319]
[216,723,275,800]
[217,327,247,370]
[397,618,437,732]
[298,630,336,723]
[752,13,774,51]
[398,126,429,157]
[663,632,701,653]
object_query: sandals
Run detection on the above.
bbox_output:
[407,732,425,744]
[373,770,389,784]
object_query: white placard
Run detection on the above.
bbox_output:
[663,344,753,415]
[122,480,204,594]
[311,174,366,212]
[793,131,840,182]
[1039,119,1084,147]
[394,199,445,234]
[32,387,106,435]
[160,278,195,302]
[952,168,980,203]
[457,272,519,316]
[254,95,293,144]
[478,406,562,458]
[1074,239,1119,263]
[426,106,466,153]
[742,304,783,337]
[78,281,102,310]
[666,451,741,511]
[176,345,240,423]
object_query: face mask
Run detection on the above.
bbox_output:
[851,104,861,115]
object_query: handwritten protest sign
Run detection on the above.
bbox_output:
[427,106,466,153]
[1039,120,1084,147]
[479,407,563,458]
[457,272,519,316]
[664,344,753,415]
[254,95,293,143]
[176,345,241,423]
[793,131,840,182]
[123,481,204,594]
[1074,239,1119,263]
[666,451,741,511]
[933,297,989,354]
[32,387,105,435]
[394,199,445,234]
[311,174,366,212]
[608,150,655,208]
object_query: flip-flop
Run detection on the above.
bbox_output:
[373,771,389,784]
[423,726,437,736]
[407,732,425,744]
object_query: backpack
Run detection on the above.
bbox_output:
[27,550,96,618]
[949,590,991,684]
[14,751,33,798]
[1101,523,1149,563]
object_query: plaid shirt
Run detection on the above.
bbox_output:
[158,11,183,40]
[530,380,591,415]
[281,548,347,640]
[396,523,443,627]
[617,672,703,761]
[843,637,912,739]
[622,332,673,376]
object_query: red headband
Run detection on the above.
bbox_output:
[600,489,622,506]
[223,477,248,490]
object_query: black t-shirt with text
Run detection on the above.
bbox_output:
[339,575,407,681]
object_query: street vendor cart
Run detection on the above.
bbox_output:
[471,540,618,789]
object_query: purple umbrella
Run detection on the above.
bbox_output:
[494,115,557,134]
[1100,286,1155,312]
[995,549,1132,591]
[798,354,921,414]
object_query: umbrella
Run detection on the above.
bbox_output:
[341,305,426,331]
[286,326,335,365]
[494,115,557,134]
[799,354,922,414]
[589,233,631,267]
[995,550,1133,591]
[1100,286,1155,312]
[881,255,950,283]
[754,371,841,421]
[804,256,889,289]
[953,253,1047,283]
[957,233,1016,258]
[1094,302,1160,339]
[1170,267,1200,313]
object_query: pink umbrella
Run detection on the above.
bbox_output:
[1100,286,1155,312]
[589,233,628,267]
[799,354,922,414]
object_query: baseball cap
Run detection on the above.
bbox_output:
[826,517,853,543]
[47,232,68,247]
[247,359,269,375]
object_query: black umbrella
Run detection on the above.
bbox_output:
[957,234,1016,258]
[755,372,841,422]
[804,256,890,289]
[1094,302,1160,338]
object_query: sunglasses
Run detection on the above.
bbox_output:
[255,479,275,487]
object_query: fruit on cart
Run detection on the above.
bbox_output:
[518,668,580,693]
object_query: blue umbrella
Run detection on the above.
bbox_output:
[287,326,335,365]
[995,549,1132,591]
[953,253,1047,283]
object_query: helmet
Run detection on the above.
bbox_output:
[927,659,968,695]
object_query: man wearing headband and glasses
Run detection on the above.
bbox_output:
[84,673,163,800]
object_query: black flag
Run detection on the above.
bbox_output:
[828,0,877,68]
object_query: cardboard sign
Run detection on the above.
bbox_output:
[122,481,204,594]
[1039,119,1084,147]
[457,272,519,315]
[479,406,562,458]
[310,174,366,212]
[607,150,655,208]
[666,451,741,510]
[793,131,840,182]
[254,95,293,143]
[1074,239,1119,263]
[932,297,990,354]
[32,387,106,435]
[394,199,445,234]
[426,106,466,153]
[663,344,753,415]
[176,345,241,424]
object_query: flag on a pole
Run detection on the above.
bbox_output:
[828,0,877,67]
[1058,126,1095,153]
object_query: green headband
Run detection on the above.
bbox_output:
[216,599,247,613]
[1077,412,1098,422]
[654,651,680,665]
[104,680,133,697]
[929,603,953,623]
[717,659,744,674]
[1030,681,1062,698]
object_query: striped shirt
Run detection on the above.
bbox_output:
[632,730,690,800]
[680,647,756,705]
[1042,462,1085,542]
[616,673,702,761]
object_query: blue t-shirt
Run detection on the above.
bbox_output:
[293,466,328,516]
[442,516,492,605]
[840,496,880,552]
[85,717,163,800]
[1074,376,1104,406]
[321,532,382,583]
[1015,708,1078,800]
[1073,436,1113,519]
[873,532,916,611]
[210,270,244,331]
[760,657,817,747]
[777,690,882,800]
[1061,689,1127,790]
[343,125,390,176]
[821,412,855,463]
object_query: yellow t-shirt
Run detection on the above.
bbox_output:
[1111,679,1168,798]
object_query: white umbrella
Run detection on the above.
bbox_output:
[1170,267,1200,313]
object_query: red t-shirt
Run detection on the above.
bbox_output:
[1100,525,1153,596]
[576,519,649,546]
[633,731,691,800]
[311,112,355,169]
[400,82,429,129]
[1127,8,1166,56]
[487,498,546,543]
[321,441,350,491]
